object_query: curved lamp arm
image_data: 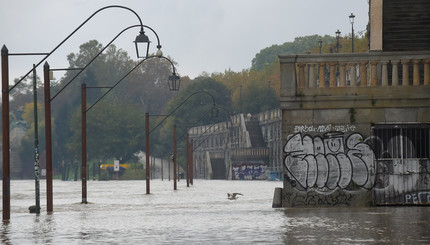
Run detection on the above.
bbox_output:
[50,23,162,101]
[149,91,217,135]
[85,54,178,112]
[11,5,149,92]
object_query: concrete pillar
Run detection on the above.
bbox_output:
[272,187,283,208]
[280,57,297,97]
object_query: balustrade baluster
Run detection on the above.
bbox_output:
[339,63,346,87]
[319,63,325,87]
[360,61,368,86]
[298,63,306,88]
[424,60,430,85]
[350,62,357,87]
[392,60,399,86]
[381,60,389,86]
[402,59,410,85]
[309,64,316,88]
[413,60,421,85]
[370,61,378,86]
[329,62,336,87]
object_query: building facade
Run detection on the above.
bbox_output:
[188,109,282,181]
[279,0,430,207]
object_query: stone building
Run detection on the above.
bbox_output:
[188,109,282,180]
[279,0,430,207]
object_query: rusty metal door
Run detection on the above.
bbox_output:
[372,124,430,205]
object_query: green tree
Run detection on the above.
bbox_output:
[153,77,233,160]
[67,102,145,163]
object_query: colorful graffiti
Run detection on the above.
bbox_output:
[283,131,376,193]
[232,162,267,180]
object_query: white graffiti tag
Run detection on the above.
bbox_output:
[283,132,375,192]
[294,124,356,133]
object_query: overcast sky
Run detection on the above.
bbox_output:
[1,0,369,81]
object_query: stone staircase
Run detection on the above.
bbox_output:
[245,121,266,148]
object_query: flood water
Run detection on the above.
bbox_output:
[1,179,429,244]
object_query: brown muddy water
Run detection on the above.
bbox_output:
[1,180,429,244]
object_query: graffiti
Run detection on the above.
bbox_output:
[283,190,354,207]
[405,191,430,204]
[232,162,267,180]
[283,131,375,193]
[293,124,356,134]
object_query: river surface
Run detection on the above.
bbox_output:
[1,179,429,244]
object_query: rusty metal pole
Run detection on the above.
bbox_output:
[186,134,190,187]
[145,112,150,194]
[173,125,177,190]
[43,62,53,213]
[190,139,194,185]
[2,45,10,221]
[168,155,171,181]
[81,83,87,204]
[161,157,164,181]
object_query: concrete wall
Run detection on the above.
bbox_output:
[279,51,430,207]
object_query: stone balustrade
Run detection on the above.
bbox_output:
[280,51,430,99]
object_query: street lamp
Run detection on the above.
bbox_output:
[148,91,218,190]
[349,13,355,53]
[2,5,156,220]
[335,29,341,53]
[46,23,162,206]
[81,55,179,197]
[318,38,323,54]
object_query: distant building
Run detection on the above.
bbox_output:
[189,109,282,181]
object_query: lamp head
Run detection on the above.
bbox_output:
[134,30,150,58]
[168,73,181,91]
[318,38,322,48]
[349,13,355,24]
[335,29,341,38]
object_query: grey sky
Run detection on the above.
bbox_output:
[1,0,369,81]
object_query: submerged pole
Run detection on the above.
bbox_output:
[33,64,40,214]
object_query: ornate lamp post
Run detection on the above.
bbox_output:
[335,29,341,53]
[318,38,323,54]
[349,13,355,53]
[1,5,153,220]
[81,55,179,196]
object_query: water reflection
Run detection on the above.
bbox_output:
[1,180,429,244]
[282,207,430,244]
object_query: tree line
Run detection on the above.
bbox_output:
[4,32,368,179]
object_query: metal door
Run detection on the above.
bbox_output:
[372,124,430,205]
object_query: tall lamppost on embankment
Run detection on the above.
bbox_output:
[81,55,179,196]
[148,91,218,190]
[1,5,156,220]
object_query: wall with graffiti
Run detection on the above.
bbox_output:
[283,130,375,207]
[232,161,267,180]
